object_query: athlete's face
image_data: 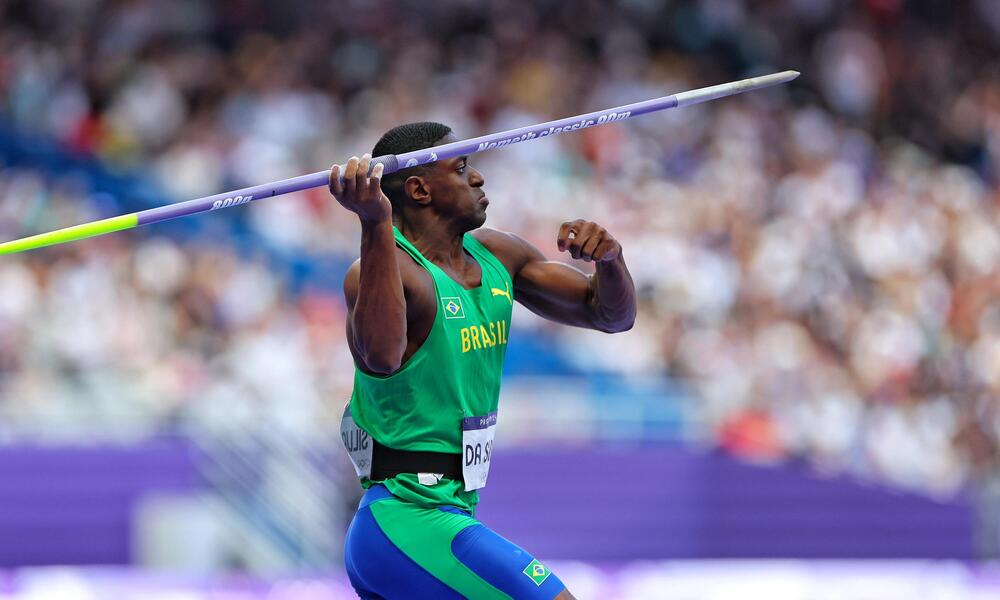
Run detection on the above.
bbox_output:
[424,133,488,229]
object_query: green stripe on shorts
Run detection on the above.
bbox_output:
[368,496,511,599]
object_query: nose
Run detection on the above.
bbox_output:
[469,166,485,188]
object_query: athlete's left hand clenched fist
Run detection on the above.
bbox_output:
[557,219,622,263]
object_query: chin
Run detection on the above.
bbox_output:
[458,212,488,232]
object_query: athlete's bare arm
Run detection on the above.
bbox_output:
[474,221,636,333]
[332,154,434,375]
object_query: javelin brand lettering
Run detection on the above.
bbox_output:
[211,194,254,210]
[475,110,633,151]
[595,110,632,124]
[477,131,539,151]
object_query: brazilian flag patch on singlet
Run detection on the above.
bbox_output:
[522,559,551,586]
[441,296,465,319]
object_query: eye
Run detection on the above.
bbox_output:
[457,160,467,173]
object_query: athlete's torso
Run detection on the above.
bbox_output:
[349,226,514,511]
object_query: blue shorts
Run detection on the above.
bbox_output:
[344,485,566,599]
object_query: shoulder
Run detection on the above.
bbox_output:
[471,227,545,270]
[342,247,435,307]
[343,258,362,301]
[343,245,431,280]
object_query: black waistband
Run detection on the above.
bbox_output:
[371,440,464,482]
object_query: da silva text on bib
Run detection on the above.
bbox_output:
[462,411,497,491]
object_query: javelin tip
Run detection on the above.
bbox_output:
[753,70,800,85]
[673,69,800,107]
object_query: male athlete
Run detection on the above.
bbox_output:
[332,122,636,600]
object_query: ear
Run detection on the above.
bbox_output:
[404,175,431,206]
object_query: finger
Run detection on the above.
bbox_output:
[329,164,343,195]
[579,232,603,262]
[557,220,583,252]
[356,153,372,198]
[370,162,384,193]
[344,156,360,190]
[568,222,596,259]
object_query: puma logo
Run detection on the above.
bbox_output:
[491,282,512,304]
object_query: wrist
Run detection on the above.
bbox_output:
[597,248,625,268]
[359,214,393,231]
[359,216,394,245]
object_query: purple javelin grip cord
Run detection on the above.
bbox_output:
[0,70,798,255]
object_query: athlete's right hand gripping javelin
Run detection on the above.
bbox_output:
[329,153,392,223]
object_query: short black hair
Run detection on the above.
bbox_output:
[372,122,452,212]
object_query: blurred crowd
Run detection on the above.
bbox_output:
[0,181,355,442]
[1,0,1000,510]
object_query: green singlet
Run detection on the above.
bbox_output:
[349,226,514,513]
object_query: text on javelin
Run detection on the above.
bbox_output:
[476,110,631,152]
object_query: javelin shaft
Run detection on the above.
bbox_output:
[0,70,798,255]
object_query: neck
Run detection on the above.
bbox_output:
[393,211,468,267]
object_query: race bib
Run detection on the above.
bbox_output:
[340,403,372,479]
[462,412,497,491]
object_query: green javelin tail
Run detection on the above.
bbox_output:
[0,214,138,255]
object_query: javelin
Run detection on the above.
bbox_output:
[0,70,798,255]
